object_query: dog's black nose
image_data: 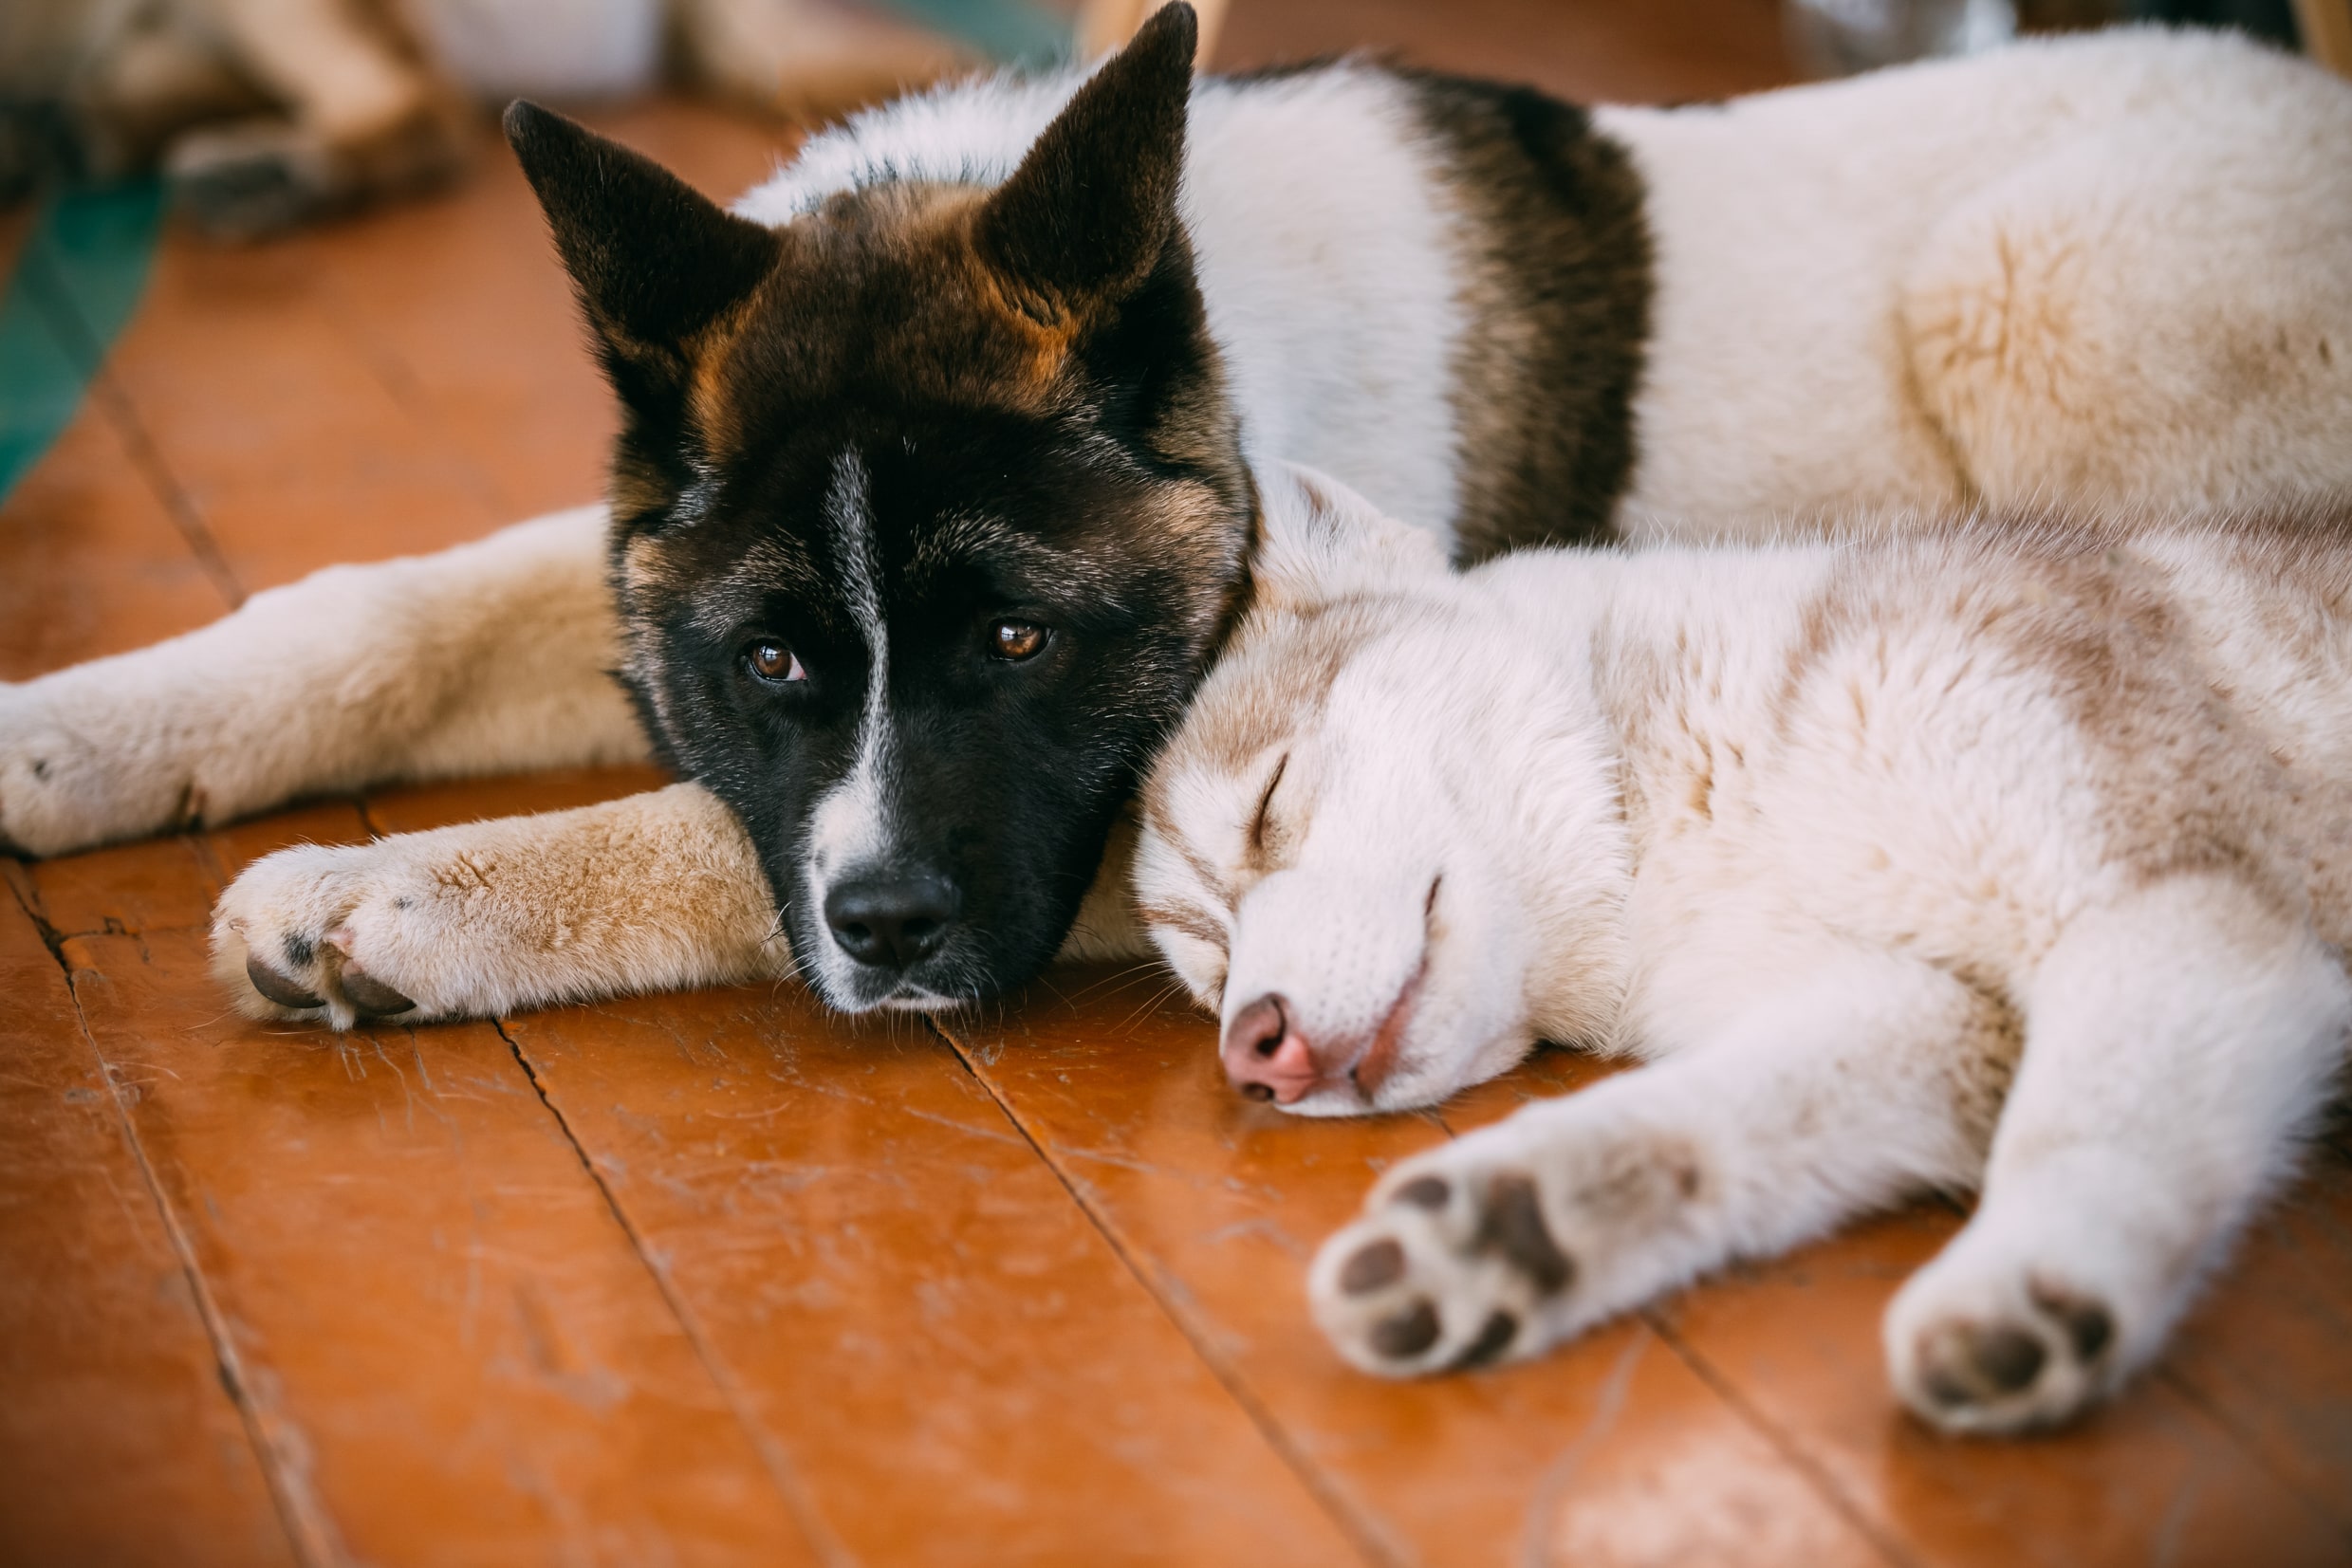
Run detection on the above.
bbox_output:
[824,872,960,970]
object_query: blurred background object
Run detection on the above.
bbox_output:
[1786,0,2348,73]
[1784,0,2015,75]
[0,0,1219,239]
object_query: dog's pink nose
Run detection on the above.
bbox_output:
[1223,992,1319,1104]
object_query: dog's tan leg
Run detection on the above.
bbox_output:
[0,506,644,858]
[214,781,783,1026]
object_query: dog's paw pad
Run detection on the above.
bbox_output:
[1311,1159,1575,1377]
[1393,1174,1451,1209]
[1369,1299,1441,1357]
[2029,1277,2115,1361]
[1457,1308,1520,1368]
[1917,1320,2046,1408]
[1474,1172,1576,1293]
[1339,1237,1405,1294]
[1896,1272,2120,1433]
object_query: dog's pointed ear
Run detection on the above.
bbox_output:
[506,101,780,370]
[1251,463,1448,612]
[977,2,1195,321]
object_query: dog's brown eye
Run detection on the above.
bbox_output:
[991,619,1049,661]
[748,640,805,682]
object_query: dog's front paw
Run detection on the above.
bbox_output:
[1310,1156,1575,1375]
[1309,1104,1723,1377]
[211,842,448,1029]
[1884,1254,2128,1434]
[0,682,192,857]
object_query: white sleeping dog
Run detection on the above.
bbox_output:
[1134,466,2352,1432]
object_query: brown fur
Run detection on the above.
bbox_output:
[1409,72,1653,561]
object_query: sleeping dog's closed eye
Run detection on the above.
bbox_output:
[1248,752,1288,860]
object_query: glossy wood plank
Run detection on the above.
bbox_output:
[930,972,1892,1567]
[1658,1207,2350,1567]
[43,832,830,1567]
[94,230,510,591]
[1215,0,1794,101]
[0,381,230,680]
[2158,1153,2352,1534]
[0,894,300,1568]
[259,101,785,530]
[501,983,1370,1566]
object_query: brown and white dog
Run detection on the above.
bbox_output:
[0,10,2347,1026]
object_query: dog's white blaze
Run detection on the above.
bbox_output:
[806,449,898,916]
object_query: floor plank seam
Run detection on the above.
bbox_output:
[13,230,243,607]
[4,859,65,966]
[57,953,349,1567]
[487,1016,859,1568]
[24,238,245,609]
[2155,1362,2352,1542]
[317,283,518,525]
[923,1015,1413,1568]
[87,368,247,611]
[1643,1311,1922,1568]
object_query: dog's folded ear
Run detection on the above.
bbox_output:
[505,101,781,376]
[1250,462,1450,612]
[976,1,1195,323]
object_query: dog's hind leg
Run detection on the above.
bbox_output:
[213,781,783,1027]
[1884,875,2349,1435]
[1308,950,2014,1377]
[0,505,644,858]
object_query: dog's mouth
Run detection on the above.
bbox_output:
[1344,952,1428,1101]
[1287,873,1442,1113]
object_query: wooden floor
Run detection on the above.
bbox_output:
[5,4,2351,1563]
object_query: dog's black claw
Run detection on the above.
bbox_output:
[341,969,416,1017]
[246,956,325,1010]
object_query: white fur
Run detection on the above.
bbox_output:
[0,507,644,858]
[1136,467,2352,1431]
[800,447,934,1007]
[1602,28,2352,527]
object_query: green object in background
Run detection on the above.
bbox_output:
[0,179,167,506]
[877,0,1074,67]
